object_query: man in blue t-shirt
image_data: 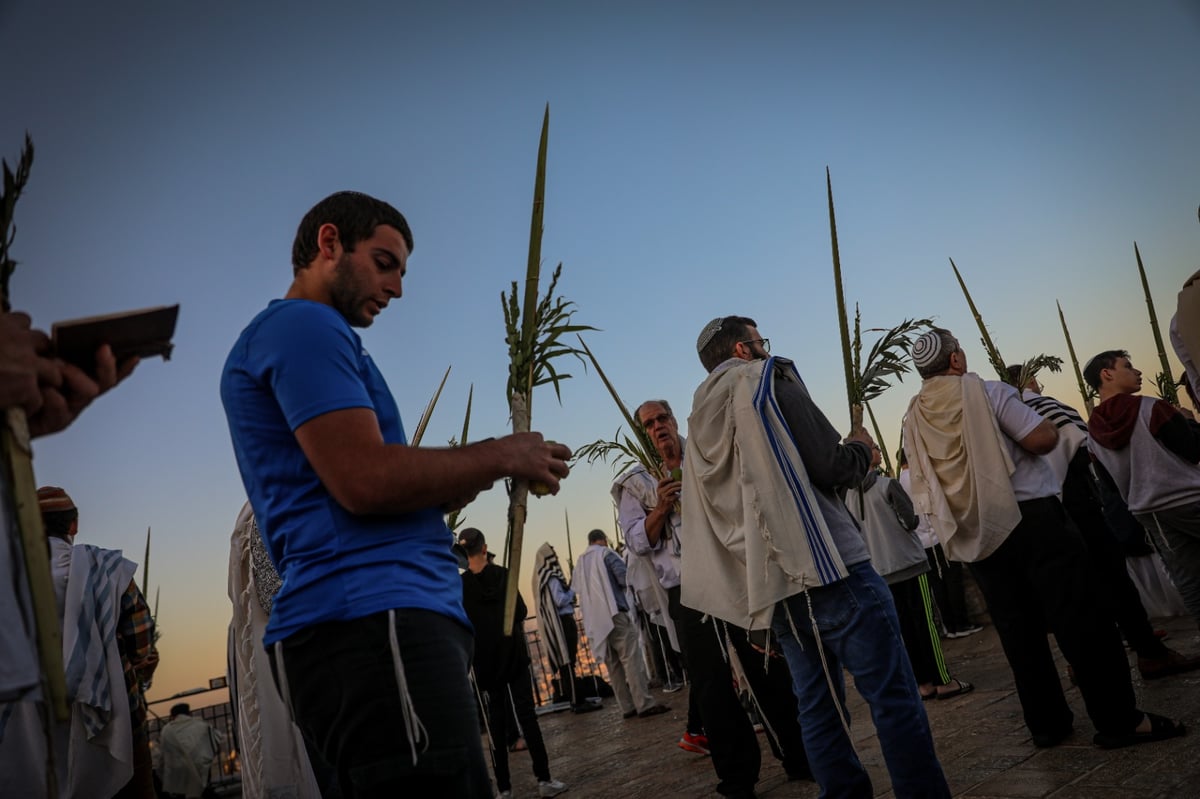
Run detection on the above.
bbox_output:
[220,191,572,798]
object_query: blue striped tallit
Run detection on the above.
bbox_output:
[755,358,844,585]
[64,544,135,740]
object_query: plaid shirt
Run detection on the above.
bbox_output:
[117,581,158,726]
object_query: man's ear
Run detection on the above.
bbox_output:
[316,223,342,261]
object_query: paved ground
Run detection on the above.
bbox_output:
[505,615,1200,798]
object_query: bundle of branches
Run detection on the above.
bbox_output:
[501,105,594,635]
[950,257,1061,387]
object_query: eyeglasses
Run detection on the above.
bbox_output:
[740,338,770,353]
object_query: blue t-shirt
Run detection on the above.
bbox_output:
[220,299,467,644]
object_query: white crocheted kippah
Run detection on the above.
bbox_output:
[696,317,725,353]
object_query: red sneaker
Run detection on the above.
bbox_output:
[678,731,710,755]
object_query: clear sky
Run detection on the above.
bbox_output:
[3,1,1198,703]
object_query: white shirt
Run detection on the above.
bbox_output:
[984,381,1061,501]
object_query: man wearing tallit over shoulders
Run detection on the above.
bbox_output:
[684,315,949,799]
[902,327,1184,751]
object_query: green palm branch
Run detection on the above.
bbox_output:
[409,365,451,447]
[1,133,33,312]
[1056,301,1095,414]
[850,309,931,476]
[445,383,473,533]
[501,106,595,636]
[1,134,69,739]
[1134,242,1180,406]
[826,168,858,430]
[574,335,665,479]
[950,258,1061,385]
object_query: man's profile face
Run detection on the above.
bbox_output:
[739,325,769,361]
[328,225,409,328]
[1106,357,1142,394]
[638,402,679,456]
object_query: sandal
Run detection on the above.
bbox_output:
[936,679,974,700]
[1093,712,1186,749]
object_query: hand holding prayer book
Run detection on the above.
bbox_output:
[51,304,179,375]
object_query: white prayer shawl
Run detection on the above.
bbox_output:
[531,544,572,671]
[159,714,221,798]
[902,373,1022,563]
[60,544,138,798]
[228,503,321,799]
[611,464,682,561]
[0,539,135,799]
[682,357,849,630]
[572,545,622,664]
[623,547,679,652]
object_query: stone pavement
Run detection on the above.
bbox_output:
[502,615,1200,798]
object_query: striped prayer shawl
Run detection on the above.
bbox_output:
[1024,394,1087,433]
[64,545,136,740]
[532,544,572,671]
[682,356,849,630]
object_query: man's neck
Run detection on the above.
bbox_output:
[657,440,682,470]
[1097,387,1136,404]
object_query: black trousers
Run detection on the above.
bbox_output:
[722,622,810,779]
[889,574,951,687]
[269,609,492,798]
[481,668,551,791]
[669,585,759,797]
[1061,452,1165,658]
[969,497,1141,739]
[555,612,579,704]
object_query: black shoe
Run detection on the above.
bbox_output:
[1031,726,1073,748]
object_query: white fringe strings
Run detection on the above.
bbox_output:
[782,594,858,759]
[386,609,430,766]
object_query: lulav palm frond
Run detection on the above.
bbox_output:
[855,317,932,405]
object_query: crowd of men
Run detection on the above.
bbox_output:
[4,190,1200,799]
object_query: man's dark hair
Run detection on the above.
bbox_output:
[458,527,486,556]
[698,316,757,373]
[1083,350,1129,390]
[291,191,414,275]
[1005,364,1024,386]
[634,399,674,421]
[41,509,78,539]
[587,529,607,545]
[170,703,191,717]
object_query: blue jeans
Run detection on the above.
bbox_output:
[771,562,950,799]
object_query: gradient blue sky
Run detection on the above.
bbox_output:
[3,1,1198,702]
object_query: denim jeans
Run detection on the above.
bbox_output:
[771,562,950,799]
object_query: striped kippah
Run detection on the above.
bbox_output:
[37,486,77,514]
[912,331,945,370]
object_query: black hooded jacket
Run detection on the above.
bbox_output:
[460,562,531,690]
